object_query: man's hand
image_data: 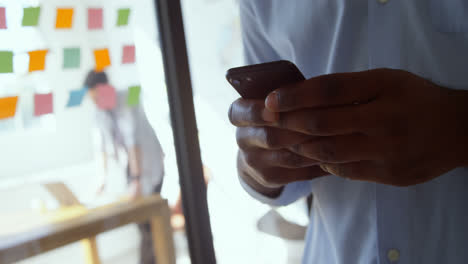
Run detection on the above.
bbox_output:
[264,68,468,186]
[96,182,106,195]
[229,99,329,197]
[129,178,142,200]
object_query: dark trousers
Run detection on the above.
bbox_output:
[136,183,163,264]
[138,221,156,264]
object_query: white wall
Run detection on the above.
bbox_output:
[0,0,159,179]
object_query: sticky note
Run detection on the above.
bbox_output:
[88,8,103,29]
[122,45,135,64]
[55,8,73,29]
[0,96,18,119]
[67,88,87,107]
[96,84,116,110]
[117,8,130,26]
[0,51,13,73]
[0,7,6,29]
[22,7,40,26]
[94,48,111,72]
[63,47,80,69]
[34,93,53,116]
[28,50,48,72]
[127,85,141,106]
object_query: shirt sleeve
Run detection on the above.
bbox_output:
[239,175,313,207]
[118,106,138,148]
[239,0,282,65]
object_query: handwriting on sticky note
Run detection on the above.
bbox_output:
[63,47,80,69]
[0,51,13,73]
[94,48,111,72]
[0,96,18,119]
[96,84,116,110]
[55,8,73,29]
[122,45,135,64]
[88,8,103,30]
[117,8,130,26]
[67,88,87,107]
[34,93,53,116]
[0,7,7,29]
[28,50,48,72]
[127,85,141,106]
[22,7,40,26]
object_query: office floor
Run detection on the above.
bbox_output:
[103,231,302,264]
[104,231,191,264]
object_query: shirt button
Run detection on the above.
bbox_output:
[387,249,400,262]
[378,0,389,4]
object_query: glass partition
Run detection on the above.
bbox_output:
[0,1,191,263]
[181,0,309,263]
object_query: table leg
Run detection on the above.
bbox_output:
[81,237,101,264]
[150,202,176,264]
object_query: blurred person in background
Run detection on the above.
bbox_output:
[84,70,164,264]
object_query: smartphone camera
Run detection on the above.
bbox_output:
[229,77,252,87]
[229,78,241,86]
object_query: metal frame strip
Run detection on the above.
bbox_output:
[154,1,216,263]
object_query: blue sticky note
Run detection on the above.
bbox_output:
[67,87,87,107]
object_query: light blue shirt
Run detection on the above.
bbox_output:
[239,1,468,263]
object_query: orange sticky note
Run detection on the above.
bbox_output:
[94,48,111,71]
[55,8,73,29]
[28,50,48,72]
[0,96,18,119]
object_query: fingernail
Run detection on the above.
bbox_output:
[265,91,279,111]
[228,104,233,121]
[262,109,278,122]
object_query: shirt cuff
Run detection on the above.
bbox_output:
[239,175,312,207]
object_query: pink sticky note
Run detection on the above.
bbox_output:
[88,8,103,30]
[34,93,53,116]
[122,45,135,64]
[96,84,116,110]
[0,7,6,29]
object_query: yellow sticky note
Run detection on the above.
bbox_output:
[55,8,74,29]
[28,50,48,72]
[0,96,18,119]
[94,48,111,72]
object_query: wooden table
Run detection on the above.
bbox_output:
[0,195,175,264]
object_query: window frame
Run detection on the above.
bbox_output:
[154,1,216,263]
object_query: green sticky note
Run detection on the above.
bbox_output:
[22,7,41,26]
[117,8,130,26]
[127,85,141,106]
[0,51,13,73]
[63,47,80,69]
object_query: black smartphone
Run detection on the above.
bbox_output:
[226,60,305,99]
